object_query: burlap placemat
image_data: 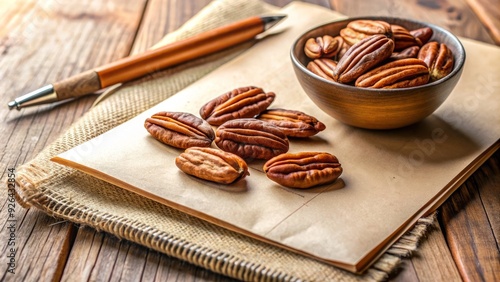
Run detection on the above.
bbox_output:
[15,0,434,281]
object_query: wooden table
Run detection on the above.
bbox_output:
[1,0,498,281]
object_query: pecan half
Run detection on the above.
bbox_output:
[410,27,433,45]
[355,58,430,88]
[418,42,454,81]
[200,86,275,126]
[336,39,350,60]
[145,112,215,149]
[306,58,337,81]
[257,109,326,137]
[175,147,249,184]
[263,152,342,189]
[215,118,289,160]
[390,46,420,60]
[304,35,343,59]
[391,24,422,51]
[333,34,395,84]
[340,20,392,46]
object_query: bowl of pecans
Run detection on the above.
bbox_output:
[290,17,466,129]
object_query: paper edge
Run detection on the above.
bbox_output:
[50,155,358,272]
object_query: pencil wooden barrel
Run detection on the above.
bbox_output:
[96,16,264,88]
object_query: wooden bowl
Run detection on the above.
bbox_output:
[290,17,466,129]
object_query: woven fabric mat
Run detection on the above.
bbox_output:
[15,0,435,281]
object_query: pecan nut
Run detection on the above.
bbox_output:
[390,45,420,60]
[336,39,350,60]
[418,42,454,81]
[391,24,422,51]
[306,58,337,81]
[215,118,289,160]
[263,152,342,189]
[304,35,343,59]
[340,20,392,46]
[410,27,433,45]
[355,58,430,88]
[333,34,395,84]
[200,86,275,126]
[175,147,249,184]
[145,112,215,149]
[257,109,326,137]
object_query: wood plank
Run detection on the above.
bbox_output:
[329,0,496,44]
[0,208,75,281]
[263,0,332,8]
[0,0,148,281]
[408,220,462,282]
[60,225,107,280]
[440,151,500,282]
[389,259,419,282]
[388,219,461,282]
[475,151,500,248]
[130,0,213,54]
[465,0,500,45]
[61,226,238,281]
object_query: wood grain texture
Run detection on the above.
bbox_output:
[264,0,332,8]
[478,152,500,248]
[465,0,500,44]
[0,210,76,282]
[62,226,238,281]
[0,0,147,281]
[388,216,463,282]
[130,0,213,55]
[329,0,496,45]
[406,220,462,282]
[440,150,500,282]
[53,70,101,100]
[1,0,499,281]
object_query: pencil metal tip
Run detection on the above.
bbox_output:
[7,85,58,111]
[8,101,19,110]
[261,14,287,31]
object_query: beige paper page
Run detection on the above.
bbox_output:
[52,2,500,272]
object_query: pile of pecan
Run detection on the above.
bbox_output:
[304,19,454,88]
[144,86,342,189]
